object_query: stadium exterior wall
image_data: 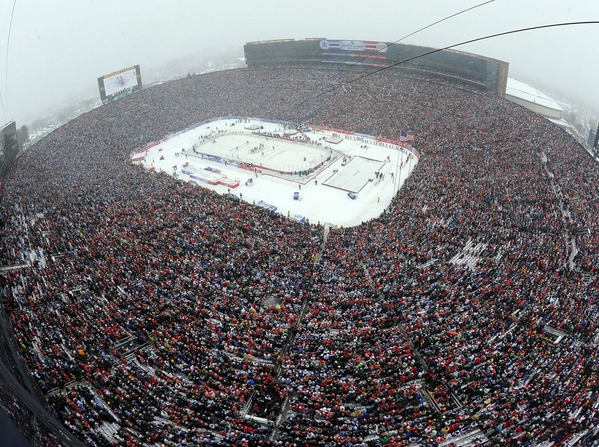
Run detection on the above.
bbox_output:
[0,121,20,181]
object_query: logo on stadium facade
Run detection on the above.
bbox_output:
[339,41,366,52]
[320,40,329,50]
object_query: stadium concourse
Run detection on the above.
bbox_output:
[1,66,599,447]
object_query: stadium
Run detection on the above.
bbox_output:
[1,37,599,447]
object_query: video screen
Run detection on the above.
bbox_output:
[103,66,138,97]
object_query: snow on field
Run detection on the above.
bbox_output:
[134,118,417,227]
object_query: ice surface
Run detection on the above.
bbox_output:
[134,118,417,228]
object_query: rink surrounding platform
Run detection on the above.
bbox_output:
[132,117,418,227]
[323,156,385,193]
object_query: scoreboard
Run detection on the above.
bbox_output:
[97,65,142,103]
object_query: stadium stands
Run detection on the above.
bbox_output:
[1,65,599,446]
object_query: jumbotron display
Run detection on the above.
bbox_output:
[244,38,509,96]
[97,65,142,102]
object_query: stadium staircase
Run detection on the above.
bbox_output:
[266,224,330,442]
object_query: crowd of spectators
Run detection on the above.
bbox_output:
[0,65,599,446]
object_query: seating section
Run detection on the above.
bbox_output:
[1,66,599,446]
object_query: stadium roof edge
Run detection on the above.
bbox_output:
[246,38,327,45]
[244,38,509,66]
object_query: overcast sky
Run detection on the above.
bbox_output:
[0,0,598,126]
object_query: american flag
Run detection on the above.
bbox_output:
[400,131,414,142]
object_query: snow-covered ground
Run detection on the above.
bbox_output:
[133,118,418,227]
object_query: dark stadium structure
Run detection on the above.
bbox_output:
[1,40,599,447]
[244,38,509,97]
[0,120,19,180]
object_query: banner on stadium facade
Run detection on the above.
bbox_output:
[320,40,387,53]
[353,133,376,141]
[377,137,419,158]
[378,137,402,146]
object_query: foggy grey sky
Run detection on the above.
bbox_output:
[1,0,598,126]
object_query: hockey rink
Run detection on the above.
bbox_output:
[134,118,418,227]
[195,133,332,174]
